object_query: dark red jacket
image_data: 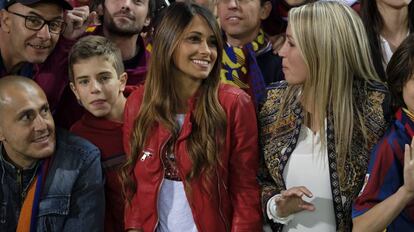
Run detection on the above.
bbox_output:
[70,112,125,232]
[123,84,262,232]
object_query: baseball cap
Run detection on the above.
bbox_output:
[3,0,73,10]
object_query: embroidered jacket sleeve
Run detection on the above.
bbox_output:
[258,83,288,198]
[226,90,262,232]
[258,82,292,231]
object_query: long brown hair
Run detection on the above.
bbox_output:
[122,2,226,201]
[360,0,414,81]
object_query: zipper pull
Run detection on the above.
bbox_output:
[141,151,153,161]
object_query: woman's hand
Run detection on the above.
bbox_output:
[275,186,315,217]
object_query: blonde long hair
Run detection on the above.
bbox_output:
[122,3,226,200]
[283,1,381,181]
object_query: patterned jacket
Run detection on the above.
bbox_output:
[259,80,389,231]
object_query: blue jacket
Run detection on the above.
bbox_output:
[0,128,105,232]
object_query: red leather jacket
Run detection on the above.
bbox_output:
[123,84,262,232]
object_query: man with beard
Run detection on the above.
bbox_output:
[0,75,105,232]
[55,0,155,128]
[0,0,92,111]
[88,0,155,85]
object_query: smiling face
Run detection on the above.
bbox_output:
[279,25,309,85]
[70,55,127,121]
[103,0,150,36]
[217,0,271,46]
[172,15,218,88]
[1,3,63,66]
[0,81,56,168]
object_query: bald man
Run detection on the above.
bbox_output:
[0,76,105,231]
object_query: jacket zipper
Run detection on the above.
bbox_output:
[152,135,171,232]
[17,169,23,203]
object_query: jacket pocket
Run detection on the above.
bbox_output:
[37,195,70,232]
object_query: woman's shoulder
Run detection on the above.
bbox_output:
[365,80,389,93]
[218,83,250,97]
[354,79,391,117]
[124,85,145,124]
[126,84,145,102]
[263,81,289,104]
[354,78,388,94]
[217,83,253,108]
[259,81,293,120]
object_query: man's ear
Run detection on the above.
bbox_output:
[119,72,128,92]
[69,82,81,101]
[143,16,151,27]
[0,9,12,33]
[260,1,272,21]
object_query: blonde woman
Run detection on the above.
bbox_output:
[259,2,390,231]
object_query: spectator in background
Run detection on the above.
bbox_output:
[360,0,413,81]
[259,2,389,231]
[88,0,155,84]
[217,0,284,109]
[262,0,311,52]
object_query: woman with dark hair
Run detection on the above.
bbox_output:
[352,34,414,232]
[360,0,413,81]
[121,2,262,232]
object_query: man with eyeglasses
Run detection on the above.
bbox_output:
[0,0,92,112]
[217,0,284,109]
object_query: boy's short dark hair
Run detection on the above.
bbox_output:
[387,34,414,111]
[68,35,124,82]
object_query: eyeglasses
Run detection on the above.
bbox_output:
[7,11,66,34]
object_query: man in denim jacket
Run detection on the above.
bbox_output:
[0,75,105,231]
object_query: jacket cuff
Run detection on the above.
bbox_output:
[266,194,294,225]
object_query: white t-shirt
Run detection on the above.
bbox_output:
[157,114,198,232]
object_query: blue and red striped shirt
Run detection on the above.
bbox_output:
[352,108,414,231]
